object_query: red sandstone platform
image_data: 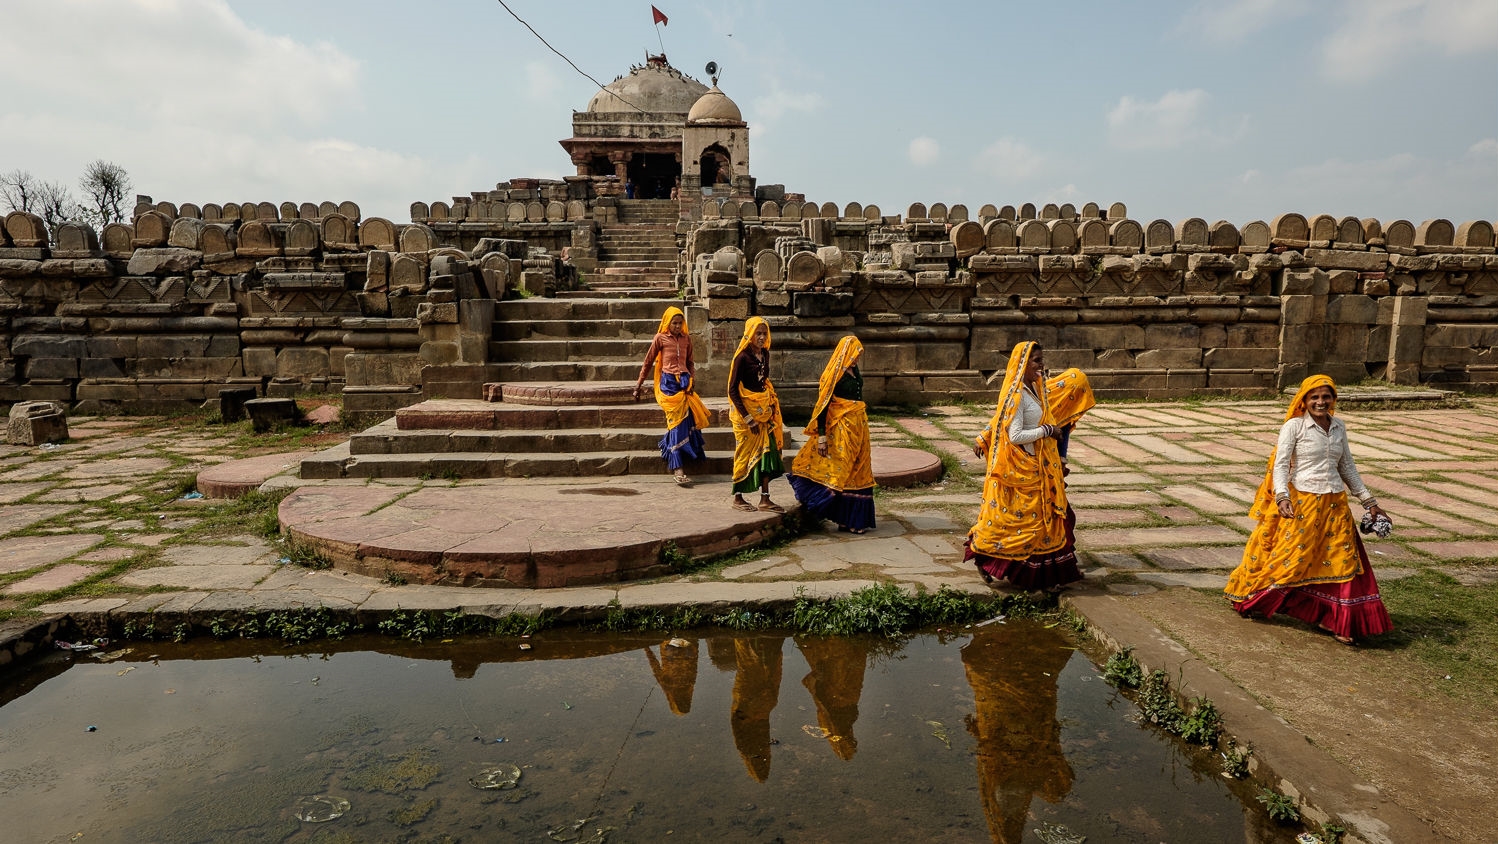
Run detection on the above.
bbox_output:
[197,450,316,499]
[482,381,639,406]
[280,475,798,588]
[870,446,944,488]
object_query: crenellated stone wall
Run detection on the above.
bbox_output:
[1,187,1494,417]
[685,202,1498,408]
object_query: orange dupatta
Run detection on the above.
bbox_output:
[651,306,710,433]
[968,341,1070,560]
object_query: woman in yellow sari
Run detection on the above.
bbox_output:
[789,336,875,533]
[728,317,786,513]
[966,342,1082,591]
[632,306,709,485]
[1225,375,1393,644]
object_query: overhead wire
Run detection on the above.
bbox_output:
[494,0,650,114]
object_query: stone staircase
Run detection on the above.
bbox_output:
[587,199,680,294]
[303,295,756,481]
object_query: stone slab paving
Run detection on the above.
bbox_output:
[4,398,1497,843]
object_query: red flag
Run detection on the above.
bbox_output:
[652,5,668,25]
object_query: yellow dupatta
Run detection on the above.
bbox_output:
[969,341,1070,559]
[1227,374,1362,599]
[729,317,784,484]
[1044,368,1095,428]
[651,306,710,433]
[792,335,874,491]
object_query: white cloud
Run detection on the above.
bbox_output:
[908,137,940,167]
[1321,0,1498,81]
[1240,169,1261,184]
[0,0,359,130]
[1177,0,1309,41]
[976,137,1046,181]
[1467,138,1498,158]
[1106,89,1212,150]
[750,80,822,122]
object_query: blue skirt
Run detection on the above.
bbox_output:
[657,372,706,471]
[789,474,876,532]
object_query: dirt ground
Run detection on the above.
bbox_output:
[1123,587,1496,844]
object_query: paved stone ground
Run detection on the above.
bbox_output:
[3,398,1497,841]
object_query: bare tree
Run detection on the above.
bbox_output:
[0,169,83,235]
[0,169,41,214]
[78,160,132,227]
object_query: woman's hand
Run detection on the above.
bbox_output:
[747,419,759,434]
[1368,504,1389,521]
[817,438,828,457]
[1277,498,1294,518]
[631,384,642,401]
[973,440,987,459]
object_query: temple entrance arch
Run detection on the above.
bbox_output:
[699,144,732,186]
[627,153,680,199]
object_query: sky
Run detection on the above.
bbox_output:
[1,0,1495,227]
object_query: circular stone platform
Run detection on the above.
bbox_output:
[279,475,798,588]
[871,446,943,488]
[197,450,316,499]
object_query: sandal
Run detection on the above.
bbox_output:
[731,498,757,512]
[757,499,785,514]
[837,526,867,535]
[1334,635,1355,646]
[673,472,692,487]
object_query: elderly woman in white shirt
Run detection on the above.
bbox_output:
[1225,374,1394,644]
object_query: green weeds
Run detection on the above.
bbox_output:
[1255,787,1300,824]
[1102,646,1143,688]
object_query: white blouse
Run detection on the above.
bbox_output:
[1272,414,1373,503]
[1007,387,1049,455]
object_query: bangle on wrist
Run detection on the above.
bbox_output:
[1361,497,1378,510]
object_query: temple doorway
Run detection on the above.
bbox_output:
[627,153,679,199]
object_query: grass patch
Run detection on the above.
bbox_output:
[588,583,1052,637]
[1373,570,1498,704]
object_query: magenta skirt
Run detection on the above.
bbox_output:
[1233,534,1394,640]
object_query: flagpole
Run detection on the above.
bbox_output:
[655,23,665,56]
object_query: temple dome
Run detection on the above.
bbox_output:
[586,62,708,115]
[686,85,744,126]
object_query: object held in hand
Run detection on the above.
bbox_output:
[1359,512,1393,538]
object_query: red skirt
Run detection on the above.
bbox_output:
[1233,533,1393,640]
[964,506,1082,591]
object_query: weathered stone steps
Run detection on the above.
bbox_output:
[348,424,740,456]
[302,449,736,480]
[393,397,734,429]
[488,338,653,361]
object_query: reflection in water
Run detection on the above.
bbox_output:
[796,635,866,761]
[0,627,1284,842]
[729,635,785,781]
[644,638,699,715]
[962,623,1075,843]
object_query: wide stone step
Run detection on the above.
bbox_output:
[484,381,639,405]
[349,425,742,456]
[490,338,653,361]
[494,297,682,321]
[301,449,738,480]
[555,287,673,299]
[394,397,736,428]
[490,360,651,382]
[492,317,661,340]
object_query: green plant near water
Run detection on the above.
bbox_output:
[1102,647,1143,688]
[1138,669,1185,731]
[1178,696,1223,746]
[376,608,546,642]
[659,541,692,570]
[1255,786,1300,824]
[1317,821,1347,843]
[1220,742,1251,779]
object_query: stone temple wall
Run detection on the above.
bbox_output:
[683,201,1498,408]
[1,187,1494,415]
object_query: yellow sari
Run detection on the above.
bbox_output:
[792,336,874,493]
[969,341,1072,562]
[1225,374,1363,600]
[729,317,785,492]
[651,306,710,435]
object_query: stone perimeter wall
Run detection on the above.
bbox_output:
[0,189,1494,414]
[683,202,1498,408]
